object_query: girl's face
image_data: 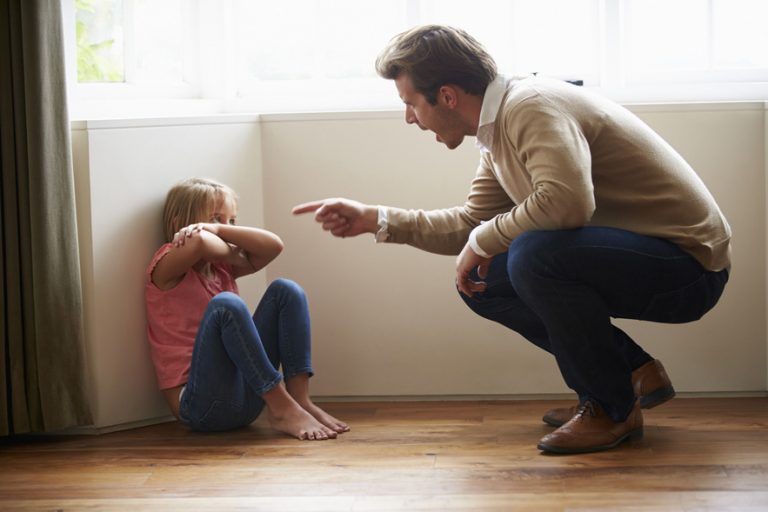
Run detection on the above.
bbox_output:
[207,193,237,226]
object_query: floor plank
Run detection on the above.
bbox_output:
[0,397,766,511]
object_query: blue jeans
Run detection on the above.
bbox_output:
[460,227,729,422]
[179,279,313,432]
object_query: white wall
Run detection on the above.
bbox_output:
[72,116,268,429]
[72,103,767,430]
[262,104,767,397]
[617,104,766,392]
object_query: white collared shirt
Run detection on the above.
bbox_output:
[475,74,513,154]
[469,74,515,257]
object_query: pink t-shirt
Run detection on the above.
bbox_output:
[144,243,239,389]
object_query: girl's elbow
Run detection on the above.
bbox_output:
[262,236,284,264]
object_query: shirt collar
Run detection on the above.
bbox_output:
[475,74,514,153]
[475,74,533,153]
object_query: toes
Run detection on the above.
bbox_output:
[333,421,349,432]
[304,427,334,441]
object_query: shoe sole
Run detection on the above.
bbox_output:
[537,427,644,454]
[638,385,676,410]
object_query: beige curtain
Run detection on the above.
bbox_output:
[0,0,92,435]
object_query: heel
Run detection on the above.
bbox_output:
[639,386,676,409]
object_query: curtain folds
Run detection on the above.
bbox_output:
[0,0,92,435]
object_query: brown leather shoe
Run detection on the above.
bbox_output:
[633,359,676,409]
[537,400,643,454]
[542,359,675,427]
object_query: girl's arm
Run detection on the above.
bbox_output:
[150,226,235,290]
[151,223,283,290]
[201,223,284,278]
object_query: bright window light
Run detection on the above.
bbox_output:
[713,0,768,69]
[64,0,768,119]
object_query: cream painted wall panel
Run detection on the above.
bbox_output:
[73,117,265,428]
[262,106,766,397]
[622,105,766,392]
[72,104,766,432]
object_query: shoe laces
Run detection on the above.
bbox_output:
[574,400,598,419]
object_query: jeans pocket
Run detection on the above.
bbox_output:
[640,272,724,324]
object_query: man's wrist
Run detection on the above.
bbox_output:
[468,227,491,258]
[374,206,390,241]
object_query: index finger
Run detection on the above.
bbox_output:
[292,200,326,215]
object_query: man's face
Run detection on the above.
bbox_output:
[394,73,466,150]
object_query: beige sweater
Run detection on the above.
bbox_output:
[385,76,732,272]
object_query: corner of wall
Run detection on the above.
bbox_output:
[764,101,768,391]
[70,124,100,423]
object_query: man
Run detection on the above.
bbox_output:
[293,25,731,454]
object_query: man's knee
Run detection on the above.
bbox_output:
[506,230,560,283]
[457,285,483,315]
[508,231,558,264]
[456,285,516,323]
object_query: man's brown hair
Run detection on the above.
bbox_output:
[375,25,497,105]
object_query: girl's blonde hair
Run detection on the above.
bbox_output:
[162,177,238,242]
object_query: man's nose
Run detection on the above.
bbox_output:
[405,106,416,125]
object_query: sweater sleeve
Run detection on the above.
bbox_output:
[384,153,515,255]
[473,98,596,256]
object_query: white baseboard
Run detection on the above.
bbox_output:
[312,390,768,402]
[39,391,768,436]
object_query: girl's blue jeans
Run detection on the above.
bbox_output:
[179,278,313,432]
[460,227,729,422]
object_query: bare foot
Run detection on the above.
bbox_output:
[297,399,350,434]
[267,403,338,441]
[284,375,350,434]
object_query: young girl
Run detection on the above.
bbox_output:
[145,177,348,440]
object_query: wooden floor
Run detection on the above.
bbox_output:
[1,397,767,511]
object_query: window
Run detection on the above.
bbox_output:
[626,0,768,79]
[71,0,196,97]
[64,0,768,119]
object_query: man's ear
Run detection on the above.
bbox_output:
[438,85,459,109]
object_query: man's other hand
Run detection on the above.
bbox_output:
[456,242,490,297]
